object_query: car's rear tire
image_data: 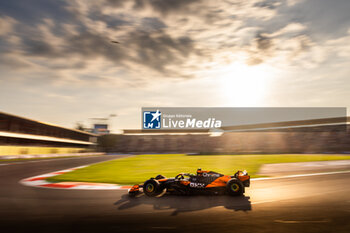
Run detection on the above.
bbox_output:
[143,179,162,197]
[226,179,244,196]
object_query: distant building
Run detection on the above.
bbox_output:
[88,117,111,135]
[92,124,110,135]
[0,111,98,156]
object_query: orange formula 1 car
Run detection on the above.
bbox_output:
[128,168,250,197]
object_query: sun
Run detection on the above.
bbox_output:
[219,62,274,106]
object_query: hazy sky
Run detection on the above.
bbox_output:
[0,0,350,132]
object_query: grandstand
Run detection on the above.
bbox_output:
[0,111,97,156]
[100,117,350,154]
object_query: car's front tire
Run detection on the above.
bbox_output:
[226,178,244,196]
[143,179,162,197]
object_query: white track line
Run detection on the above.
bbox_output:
[20,165,130,190]
[19,157,134,190]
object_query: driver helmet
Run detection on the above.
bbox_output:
[197,168,202,175]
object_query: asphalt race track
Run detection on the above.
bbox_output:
[0,155,349,233]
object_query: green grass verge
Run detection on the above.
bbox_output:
[46,154,350,185]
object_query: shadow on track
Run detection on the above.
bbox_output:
[114,194,251,215]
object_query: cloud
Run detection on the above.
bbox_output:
[286,0,304,7]
[0,0,205,81]
[133,0,202,16]
[254,0,282,9]
[19,24,197,78]
[0,16,16,36]
[128,30,197,75]
[0,53,33,70]
[244,22,310,66]
[22,38,59,57]
[246,32,314,67]
[141,17,167,31]
[256,33,273,51]
[267,23,307,37]
[0,0,349,85]
[105,0,126,7]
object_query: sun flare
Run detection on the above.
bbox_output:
[220,62,274,106]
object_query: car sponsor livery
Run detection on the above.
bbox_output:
[190,182,206,188]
